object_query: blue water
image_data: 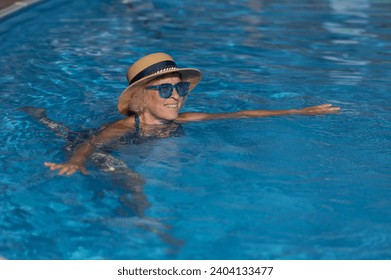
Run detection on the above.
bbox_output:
[1,0,391,260]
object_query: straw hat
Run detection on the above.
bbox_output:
[118,53,202,115]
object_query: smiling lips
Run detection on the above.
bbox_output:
[164,104,178,109]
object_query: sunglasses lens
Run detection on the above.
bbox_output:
[159,84,173,98]
[151,82,190,98]
[176,82,190,97]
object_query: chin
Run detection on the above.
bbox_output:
[155,107,179,122]
[165,113,178,121]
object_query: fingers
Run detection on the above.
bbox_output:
[329,106,341,112]
[320,104,340,113]
[44,162,88,176]
[80,166,89,175]
[58,165,77,176]
[311,104,338,110]
[322,104,340,109]
[44,162,62,171]
[304,104,341,114]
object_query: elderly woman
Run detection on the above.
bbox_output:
[43,52,340,175]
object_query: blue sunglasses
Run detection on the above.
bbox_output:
[146,82,190,99]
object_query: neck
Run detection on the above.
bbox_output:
[139,111,170,125]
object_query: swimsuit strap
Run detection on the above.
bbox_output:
[134,114,141,135]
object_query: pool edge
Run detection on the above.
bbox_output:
[0,0,44,20]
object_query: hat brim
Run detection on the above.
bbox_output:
[118,68,202,115]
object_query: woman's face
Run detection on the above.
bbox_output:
[141,74,184,124]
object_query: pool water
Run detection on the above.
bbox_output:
[1,0,391,259]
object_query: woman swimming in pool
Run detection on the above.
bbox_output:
[20,52,340,249]
[41,52,340,176]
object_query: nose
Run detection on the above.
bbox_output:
[170,87,180,100]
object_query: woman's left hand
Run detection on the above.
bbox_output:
[298,104,340,115]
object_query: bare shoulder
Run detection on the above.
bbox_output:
[112,116,135,129]
[92,117,135,144]
[99,116,135,130]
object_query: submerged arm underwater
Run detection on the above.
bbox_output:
[20,106,183,251]
[19,106,146,195]
[45,117,135,175]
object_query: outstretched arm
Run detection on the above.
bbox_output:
[45,118,133,175]
[176,104,340,122]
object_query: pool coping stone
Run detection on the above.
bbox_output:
[0,0,44,19]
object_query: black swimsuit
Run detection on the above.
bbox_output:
[63,114,184,153]
[134,114,141,135]
[117,114,184,145]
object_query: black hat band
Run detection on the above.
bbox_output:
[128,60,177,85]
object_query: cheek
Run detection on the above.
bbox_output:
[144,92,156,105]
[145,93,164,111]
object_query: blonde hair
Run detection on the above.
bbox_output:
[127,89,146,115]
[126,72,182,116]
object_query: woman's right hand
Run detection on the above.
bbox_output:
[44,161,89,175]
